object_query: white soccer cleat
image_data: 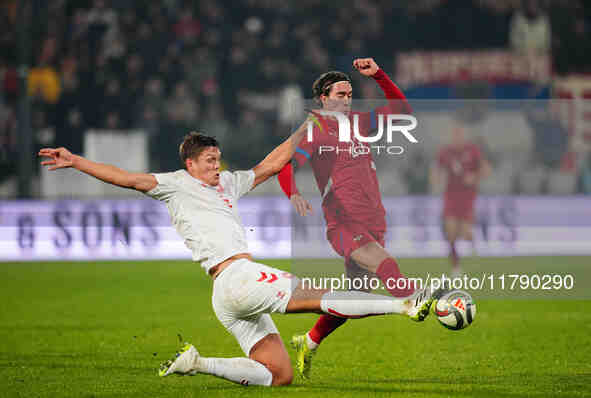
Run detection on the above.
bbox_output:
[159,343,199,377]
[407,287,446,322]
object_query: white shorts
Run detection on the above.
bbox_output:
[211,259,300,356]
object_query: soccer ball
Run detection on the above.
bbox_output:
[434,290,476,331]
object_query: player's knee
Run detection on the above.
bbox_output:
[258,353,292,386]
[272,372,293,386]
[461,224,473,240]
[350,244,388,272]
[270,364,293,386]
[445,226,459,241]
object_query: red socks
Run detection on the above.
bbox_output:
[307,258,416,346]
[308,314,347,345]
[376,258,416,298]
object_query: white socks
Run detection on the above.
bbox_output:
[320,291,408,318]
[195,357,273,386]
[305,333,319,350]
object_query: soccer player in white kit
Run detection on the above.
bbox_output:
[39,126,436,387]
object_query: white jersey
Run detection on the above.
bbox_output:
[145,169,255,273]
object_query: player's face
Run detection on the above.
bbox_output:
[322,81,353,114]
[189,146,222,186]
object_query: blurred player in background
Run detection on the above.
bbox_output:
[430,124,491,276]
[277,58,422,378]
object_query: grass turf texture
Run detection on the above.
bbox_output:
[0,257,590,397]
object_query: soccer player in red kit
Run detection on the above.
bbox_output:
[430,124,491,276]
[277,58,440,378]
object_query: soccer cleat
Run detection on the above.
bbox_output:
[158,343,199,377]
[290,334,316,379]
[407,287,447,322]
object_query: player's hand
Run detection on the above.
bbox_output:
[38,147,74,170]
[353,58,379,77]
[290,193,313,217]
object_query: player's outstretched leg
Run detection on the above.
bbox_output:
[159,343,274,386]
[407,287,448,321]
[349,243,418,298]
[287,283,441,322]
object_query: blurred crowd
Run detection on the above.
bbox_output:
[1,0,591,194]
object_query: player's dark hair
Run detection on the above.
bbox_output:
[312,71,351,101]
[179,131,219,168]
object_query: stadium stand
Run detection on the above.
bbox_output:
[1,0,590,196]
[546,170,577,195]
[519,166,547,195]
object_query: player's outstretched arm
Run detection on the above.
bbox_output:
[353,57,412,113]
[38,147,157,193]
[251,121,307,188]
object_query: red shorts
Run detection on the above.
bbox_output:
[443,192,476,222]
[326,223,385,260]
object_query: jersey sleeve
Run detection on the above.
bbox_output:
[144,172,179,202]
[277,161,299,198]
[294,140,315,167]
[228,169,255,199]
[371,68,413,116]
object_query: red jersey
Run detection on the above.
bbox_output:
[287,69,411,230]
[437,142,482,196]
[294,111,385,229]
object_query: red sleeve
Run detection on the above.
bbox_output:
[372,68,412,114]
[277,116,325,198]
[277,162,299,198]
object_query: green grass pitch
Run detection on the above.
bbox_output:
[0,257,590,397]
